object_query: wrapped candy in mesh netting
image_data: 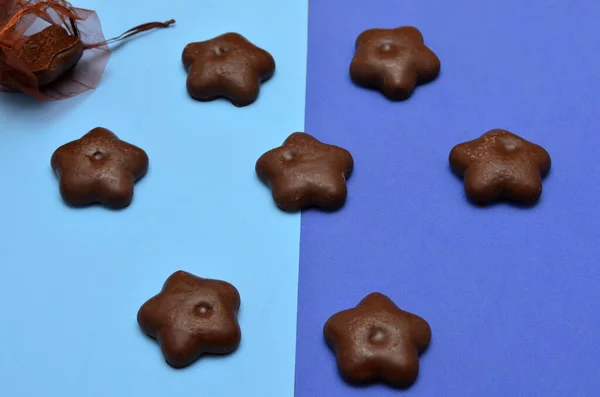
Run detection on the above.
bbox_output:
[0,0,173,100]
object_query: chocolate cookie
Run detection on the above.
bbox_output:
[182,33,275,107]
[350,26,440,101]
[137,271,241,368]
[15,25,84,86]
[324,293,431,388]
[255,132,354,212]
[50,127,148,209]
[449,129,551,205]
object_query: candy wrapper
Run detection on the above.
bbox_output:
[0,0,173,100]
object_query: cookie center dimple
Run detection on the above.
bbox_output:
[380,43,393,52]
[368,326,389,346]
[498,136,519,152]
[281,150,295,162]
[91,150,104,160]
[194,302,213,317]
[213,46,228,56]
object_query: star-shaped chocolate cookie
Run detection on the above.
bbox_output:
[15,25,84,87]
[350,26,440,101]
[182,32,275,107]
[449,129,551,205]
[255,132,354,212]
[50,127,148,209]
[324,293,431,388]
[137,271,241,368]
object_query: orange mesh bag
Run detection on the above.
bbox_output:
[0,0,174,100]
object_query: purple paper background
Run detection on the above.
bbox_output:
[296,0,600,396]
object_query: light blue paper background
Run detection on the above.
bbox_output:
[0,1,307,396]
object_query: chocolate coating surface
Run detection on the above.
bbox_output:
[324,293,431,389]
[15,25,84,86]
[137,271,241,368]
[182,32,275,107]
[449,129,551,205]
[350,26,440,101]
[255,132,354,212]
[50,127,148,209]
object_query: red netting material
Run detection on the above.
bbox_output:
[0,0,173,101]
